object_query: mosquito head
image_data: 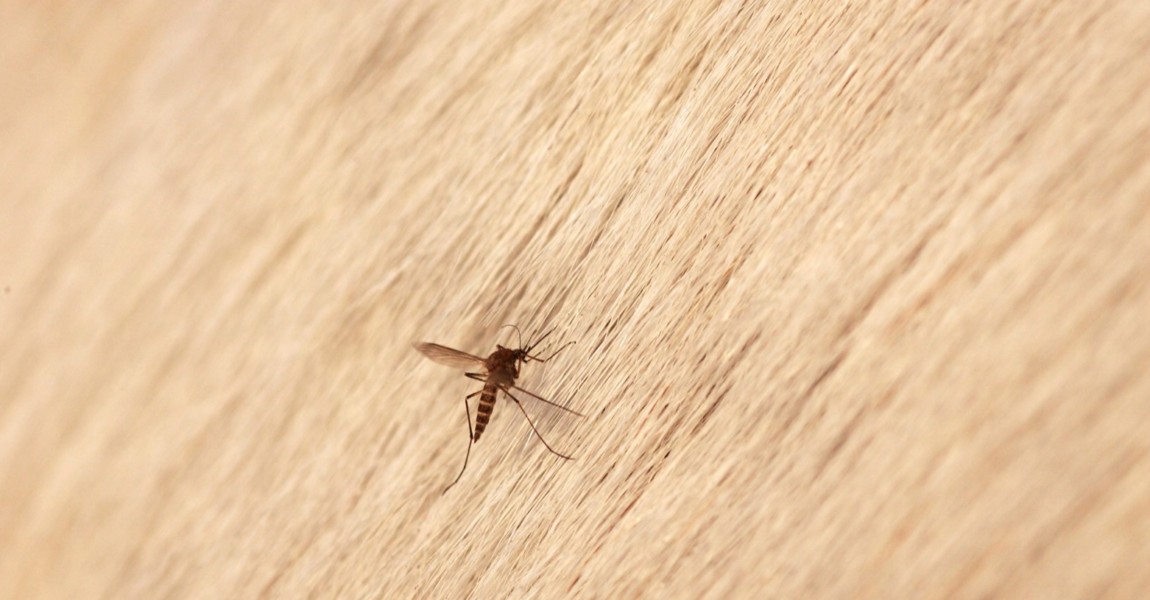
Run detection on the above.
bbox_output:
[498,325,553,364]
[508,348,529,373]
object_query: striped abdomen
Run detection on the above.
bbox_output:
[474,382,499,441]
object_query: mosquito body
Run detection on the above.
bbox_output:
[414,328,580,493]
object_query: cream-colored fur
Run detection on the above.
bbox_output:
[2,2,1148,597]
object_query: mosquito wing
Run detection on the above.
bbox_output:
[414,342,486,369]
[509,384,584,418]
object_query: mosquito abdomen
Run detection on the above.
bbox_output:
[474,383,498,441]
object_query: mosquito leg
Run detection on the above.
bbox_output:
[464,372,486,382]
[443,390,481,494]
[532,340,575,363]
[502,388,575,461]
[527,328,554,353]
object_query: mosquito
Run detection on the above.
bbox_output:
[414,326,581,493]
